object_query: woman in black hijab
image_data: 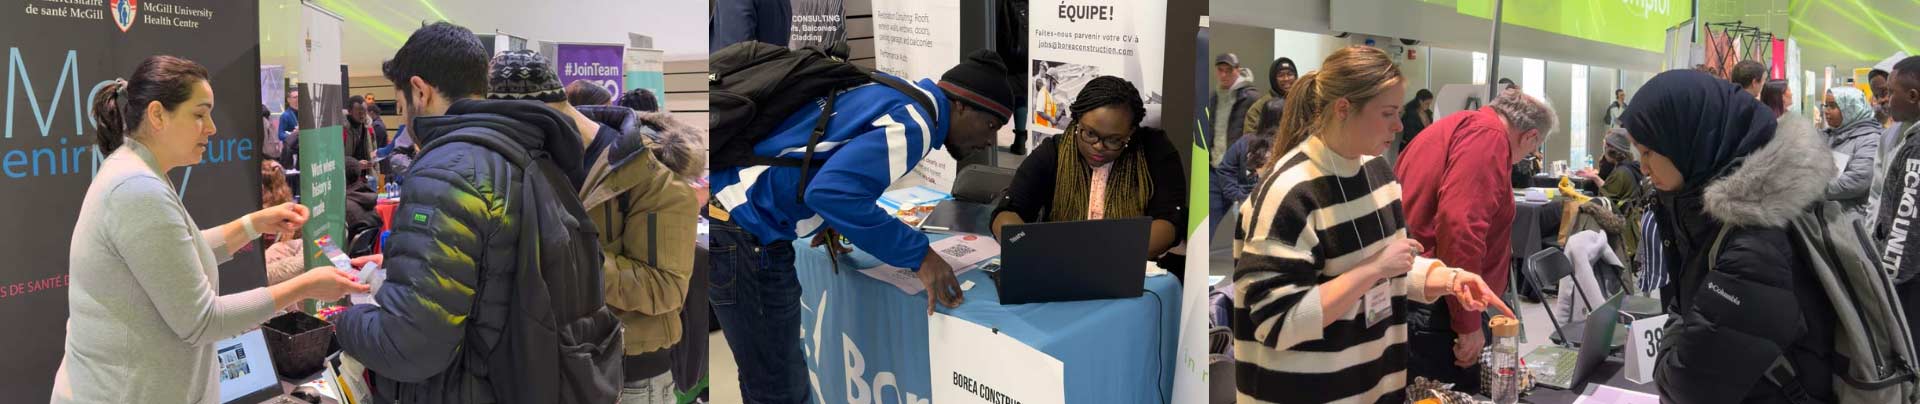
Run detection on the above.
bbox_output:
[1622,69,1838,404]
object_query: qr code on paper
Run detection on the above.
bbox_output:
[939,244,977,258]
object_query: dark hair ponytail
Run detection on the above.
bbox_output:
[92,55,210,155]
[92,80,129,154]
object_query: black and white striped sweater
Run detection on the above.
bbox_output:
[1233,136,1441,404]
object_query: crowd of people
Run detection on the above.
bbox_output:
[1215,43,1920,403]
[53,21,699,404]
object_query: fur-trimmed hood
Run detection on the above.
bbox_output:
[1703,114,1836,227]
[575,106,705,179]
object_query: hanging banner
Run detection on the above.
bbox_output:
[299,3,347,272]
[555,43,627,100]
[1028,0,1167,143]
[790,0,845,51]
[872,0,962,193]
[0,0,264,399]
[623,47,666,100]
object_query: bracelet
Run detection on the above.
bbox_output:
[241,213,262,240]
[1447,268,1461,291]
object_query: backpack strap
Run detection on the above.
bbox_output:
[422,127,533,168]
[791,74,938,205]
[795,89,841,205]
[1765,356,1822,404]
[1710,226,1823,404]
[419,127,535,380]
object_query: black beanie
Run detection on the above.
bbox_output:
[937,49,1015,122]
[487,50,565,103]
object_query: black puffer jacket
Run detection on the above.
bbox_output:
[333,98,600,404]
[1654,115,1839,403]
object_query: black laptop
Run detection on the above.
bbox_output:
[1527,293,1625,391]
[994,217,1151,304]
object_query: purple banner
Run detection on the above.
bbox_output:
[555,43,625,99]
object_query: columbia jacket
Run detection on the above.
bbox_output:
[1654,115,1838,403]
[332,98,603,403]
[575,106,702,365]
[708,77,951,269]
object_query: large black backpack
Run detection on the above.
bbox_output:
[424,128,624,403]
[708,41,935,202]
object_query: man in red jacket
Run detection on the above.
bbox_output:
[1395,89,1558,392]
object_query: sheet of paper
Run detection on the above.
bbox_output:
[857,235,990,296]
[858,266,928,295]
[932,233,999,270]
[1571,384,1661,404]
[929,313,1066,404]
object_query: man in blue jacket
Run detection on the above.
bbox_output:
[707,49,1013,403]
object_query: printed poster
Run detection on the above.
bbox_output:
[790,0,845,51]
[623,47,666,101]
[0,0,266,397]
[1028,0,1167,144]
[872,0,962,193]
[555,43,626,100]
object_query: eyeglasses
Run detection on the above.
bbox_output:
[1075,125,1132,150]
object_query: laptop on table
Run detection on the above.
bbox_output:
[216,329,300,404]
[1527,293,1626,391]
[994,217,1151,304]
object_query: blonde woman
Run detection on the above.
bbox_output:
[1232,46,1509,404]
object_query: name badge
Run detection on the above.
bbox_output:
[1366,280,1393,327]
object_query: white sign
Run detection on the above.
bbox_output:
[872,0,962,193]
[1625,314,1668,384]
[299,3,342,85]
[929,313,1066,404]
[1027,0,1167,140]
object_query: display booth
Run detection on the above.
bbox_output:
[781,0,1207,402]
[0,0,264,399]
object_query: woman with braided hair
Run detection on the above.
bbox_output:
[991,76,1185,258]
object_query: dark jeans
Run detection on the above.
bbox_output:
[1407,300,1488,394]
[708,220,809,404]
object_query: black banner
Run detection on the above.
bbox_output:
[0,0,262,398]
[789,0,845,51]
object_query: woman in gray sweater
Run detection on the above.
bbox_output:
[50,55,368,404]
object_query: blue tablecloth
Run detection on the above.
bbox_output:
[797,233,1181,404]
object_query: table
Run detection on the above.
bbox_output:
[1522,359,1659,403]
[1531,174,1596,193]
[798,234,1182,404]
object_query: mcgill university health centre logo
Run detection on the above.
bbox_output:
[110,0,138,32]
